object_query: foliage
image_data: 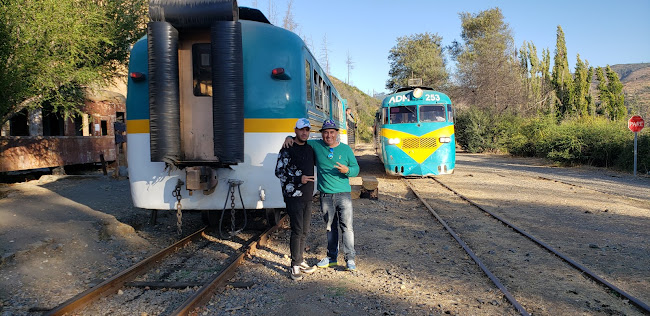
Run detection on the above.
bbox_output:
[450,8,524,114]
[386,32,448,91]
[455,107,649,173]
[551,26,574,117]
[330,77,381,143]
[454,107,500,153]
[0,0,147,125]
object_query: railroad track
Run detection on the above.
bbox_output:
[404,177,650,316]
[45,215,288,316]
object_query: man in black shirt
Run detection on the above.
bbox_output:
[275,118,317,280]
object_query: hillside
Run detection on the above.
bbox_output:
[610,63,650,118]
[330,77,381,143]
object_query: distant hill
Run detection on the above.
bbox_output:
[330,77,381,143]
[610,63,650,118]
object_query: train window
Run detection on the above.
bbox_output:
[420,105,446,122]
[389,106,416,124]
[332,94,339,121]
[324,85,330,115]
[192,44,212,97]
[305,60,312,105]
[382,108,388,125]
[314,71,322,109]
[447,104,454,122]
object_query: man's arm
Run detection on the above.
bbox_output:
[345,147,360,177]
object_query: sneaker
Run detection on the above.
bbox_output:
[290,266,302,280]
[316,257,337,268]
[346,259,356,271]
[299,261,317,274]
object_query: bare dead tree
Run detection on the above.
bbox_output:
[320,34,330,74]
[346,50,355,84]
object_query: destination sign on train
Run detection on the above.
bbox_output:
[388,93,441,104]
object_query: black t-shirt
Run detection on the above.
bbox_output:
[274,142,315,201]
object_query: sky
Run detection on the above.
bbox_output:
[237,0,650,96]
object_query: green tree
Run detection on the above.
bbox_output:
[0,0,147,125]
[605,65,626,120]
[572,54,591,117]
[551,25,574,118]
[386,32,448,91]
[451,8,523,113]
[595,67,610,116]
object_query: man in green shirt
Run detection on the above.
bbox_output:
[285,118,360,270]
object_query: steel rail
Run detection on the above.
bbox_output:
[172,214,288,315]
[403,179,530,316]
[429,177,650,314]
[46,227,208,316]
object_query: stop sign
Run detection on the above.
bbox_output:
[628,116,645,132]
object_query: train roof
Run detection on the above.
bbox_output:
[395,86,434,93]
[239,7,271,24]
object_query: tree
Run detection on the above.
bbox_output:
[386,32,448,91]
[267,0,278,25]
[281,0,297,32]
[0,0,147,126]
[605,65,626,120]
[572,54,591,117]
[595,67,610,116]
[346,50,355,84]
[551,25,574,118]
[321,34,331,74]
[451,8,523,113]
[595,66,626,120]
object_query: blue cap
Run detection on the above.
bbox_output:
[295,118,311,129]
[320,119,339,131]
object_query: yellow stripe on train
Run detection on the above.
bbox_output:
[381,125,455,164]
[127,118,347,134]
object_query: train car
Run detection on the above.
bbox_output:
[125,0,346,228]
[374,87,455,176]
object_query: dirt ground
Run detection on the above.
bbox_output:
[0,143,648,315]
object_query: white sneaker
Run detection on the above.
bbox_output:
[290,266,302,280]
[299,261,317,274]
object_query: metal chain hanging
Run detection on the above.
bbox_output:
[219,179,248,239]
[172,180,184,235]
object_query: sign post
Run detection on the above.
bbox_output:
[628,116,645,176]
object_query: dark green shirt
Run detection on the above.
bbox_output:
[307,139,359,194]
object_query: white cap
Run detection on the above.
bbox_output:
[295,118,311,129]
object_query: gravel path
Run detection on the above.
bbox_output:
[1,144,648,315]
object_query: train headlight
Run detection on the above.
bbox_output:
[439,137,451,143]
[388,138,401,145]
[413,88,423,99]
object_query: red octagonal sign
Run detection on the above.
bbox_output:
[628,115,645,132]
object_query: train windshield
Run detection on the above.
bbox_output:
[419,105,446,122]
[389,106,417,124]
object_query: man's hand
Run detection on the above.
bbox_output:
[301,175,315,184]
[334,162,349,174]
[282,136,295,148]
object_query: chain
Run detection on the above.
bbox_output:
[172,180,183,235]
[230,186,237,233]
[220,179,247,239]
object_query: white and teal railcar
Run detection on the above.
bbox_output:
[126,0,347,227]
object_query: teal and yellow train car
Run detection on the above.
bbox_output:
[125,0,346,225]
[374,87,455,176]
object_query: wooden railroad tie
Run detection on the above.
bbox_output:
[360,176,379,200]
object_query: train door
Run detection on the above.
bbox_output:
[178,32,218,161]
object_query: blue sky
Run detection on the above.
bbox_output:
[238,0,650,95]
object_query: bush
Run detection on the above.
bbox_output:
[454,107,650,174]
[455,107,500,153]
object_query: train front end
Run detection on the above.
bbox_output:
[378,88,456,176]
